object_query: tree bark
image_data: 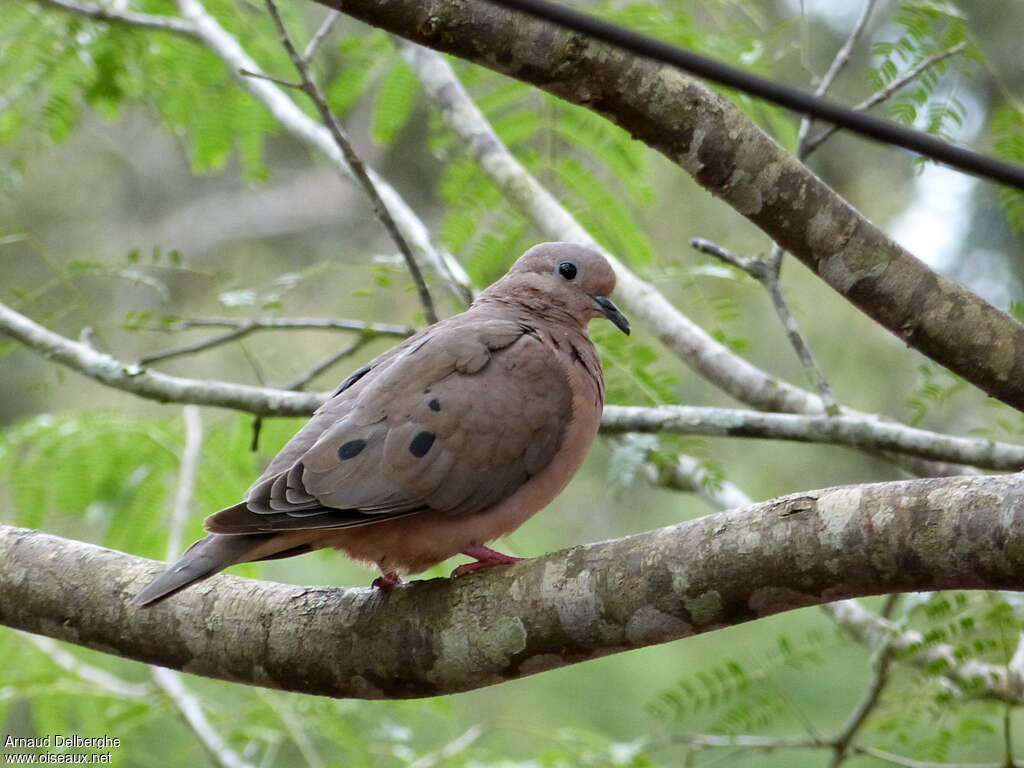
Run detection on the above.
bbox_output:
[316,0,1024,412]
[4,474,1024,699]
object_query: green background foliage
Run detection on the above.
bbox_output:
[2,0,1024,765]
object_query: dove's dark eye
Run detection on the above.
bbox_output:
[557,261,578,281]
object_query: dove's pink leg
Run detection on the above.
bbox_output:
[372,571,403,591]
[452,545,525,576]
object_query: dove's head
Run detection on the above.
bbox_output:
[487,242,630,334]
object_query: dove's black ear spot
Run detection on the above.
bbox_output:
[409,431,435,457]
[338,439,367,460]
[428,398,441,412]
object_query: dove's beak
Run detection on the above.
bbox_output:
[591,295,630,335]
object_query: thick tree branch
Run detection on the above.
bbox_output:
[328,0,1024,412]
[5,474,1024,698]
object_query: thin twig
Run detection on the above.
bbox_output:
[829,643,896,767]
[852,746,1010,768]
[21,634,152,699]
[141,322,258,365]
[34,0,197,36]
[805,42,969,155]
[168,405,203,558]
[691,238,841,415]
[795,0,879,156]
[237,68,302,89]
[303,10,340,63]
[283,336,372,391]
[151,405,252,768]
[674,733,824,750]
[409,725,485,768]
[152,667,256,768]
[171,316,413,336]
[261,0,438,325]
[34,0,470,300]
[822,600,1024,703]
[714,1,875,412]
[141,317,412,365]
[1005,703,1015,768]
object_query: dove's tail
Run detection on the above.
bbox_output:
[132,516,314,608]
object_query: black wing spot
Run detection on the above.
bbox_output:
[428,398,441,412]
[338,439,367,460]
[409,431,435,457]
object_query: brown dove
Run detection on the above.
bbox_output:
[134,242,629,607]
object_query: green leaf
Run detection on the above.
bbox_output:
[371,59,418,145]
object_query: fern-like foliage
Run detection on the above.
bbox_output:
[865,0,978,145]
[648,630,832,734]
[0,0,309,180]
[992,104,1024,235]
[863,592,1022,763]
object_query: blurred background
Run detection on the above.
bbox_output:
[2,0,1024,765]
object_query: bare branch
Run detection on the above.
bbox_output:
[409,726,485,768]
[303,10,340,63]
[603,404,1024,471]
[4,300,1017,469]
[816,0,878,98]
[34,0,197,36]
[262,0,438,324]
[805,42,969,156]
[673,732,822,750]
[852,746,1008,768]
[168,316,413,336]
[168,405,203,558]
[140,316,410,366]
[645,451,753,510]
[283,336,371,391]
[147,407,256,768]
[829,643,896,767]
[237,68,302,89]
[795,0,879,157]
[7,474,1024,698]
[141,322,260,365]
[151,668,255,768]
[21,634,152,699]
[0,301,323,416]
[693,237,839,416]
[822,600,1024,704]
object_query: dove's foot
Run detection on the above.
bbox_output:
[451,545,525,577]
[372,571,403,591]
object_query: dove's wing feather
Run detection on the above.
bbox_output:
[204,315,571,535]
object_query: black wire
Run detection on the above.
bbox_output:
[487,0,1024,192]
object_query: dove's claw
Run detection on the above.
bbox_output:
[372,571,403,591]
[452,546,525,577]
